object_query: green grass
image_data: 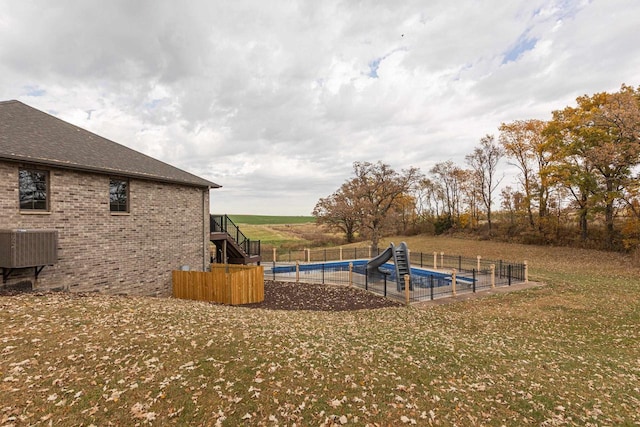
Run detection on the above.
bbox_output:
[228,216,335,250]
[2,236,639,425]
[228,214,315,225]
[233,223,313,248]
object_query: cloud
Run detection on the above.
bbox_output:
[1,0,639,215]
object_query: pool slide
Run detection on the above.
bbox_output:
[366,242,412,291]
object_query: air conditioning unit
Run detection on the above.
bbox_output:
[0,229,58,268]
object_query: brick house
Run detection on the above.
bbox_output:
[0,100,220,295]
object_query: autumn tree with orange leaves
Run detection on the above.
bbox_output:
[545,84,640,247]
[313,161,421,251]
[314,84,640,253]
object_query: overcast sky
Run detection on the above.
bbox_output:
[1,1,639,215]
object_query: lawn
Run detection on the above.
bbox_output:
[226,215,317,248]
[234,221,341,250]
[1,236,639,426]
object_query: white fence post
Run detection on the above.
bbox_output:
[451,268,457,296]
[404,274,410,306]
[490,264,495,288]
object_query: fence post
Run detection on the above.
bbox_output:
[272,247,277,263]
[272,261,276,281]
[384,274,387,297]
[225,271,232,305]
[433,252,438,269]
[524,260,529,283]
[295,261,300,283]
[404,274,410,306]
[477,255,481,271]
[340,247,343,261]
[508,264,512,286]
[430,275,434,300]
[472,269,476,293]
[490,264,495,288]
[452,268,457,296]
[440,252,444,269]
[306,248,310,262]
[349,262,353,286]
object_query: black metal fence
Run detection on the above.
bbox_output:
[266,247,525,285]
[409,252,526,286]
[264,253,527,304]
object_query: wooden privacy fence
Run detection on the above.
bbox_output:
[172,264,264,305]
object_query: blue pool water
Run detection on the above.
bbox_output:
[270,260,457,283]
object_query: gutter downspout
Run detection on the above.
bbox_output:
[203,188,208,271]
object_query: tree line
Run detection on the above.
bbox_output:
[313,84,640,253]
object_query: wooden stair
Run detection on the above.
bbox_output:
[210,215,261,265]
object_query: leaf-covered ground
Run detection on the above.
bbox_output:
[1,237,639,426]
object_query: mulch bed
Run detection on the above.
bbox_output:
[1,280,403,311]
[240,280,402,311]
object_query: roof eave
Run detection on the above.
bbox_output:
[0,155,222,189]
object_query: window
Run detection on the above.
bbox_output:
[19,168,49,211]
[109,178,129,212]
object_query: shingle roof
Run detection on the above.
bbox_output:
[0,100,221,188]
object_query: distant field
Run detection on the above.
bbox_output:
[225,215,347,249]
[228,214,315,225]
[236,222,341,249]
[228,215,320,248]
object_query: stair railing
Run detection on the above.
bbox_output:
[210,215,261,257]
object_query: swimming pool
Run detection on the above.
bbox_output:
[269,260,465,287]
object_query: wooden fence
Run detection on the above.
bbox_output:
[172,264,264,305]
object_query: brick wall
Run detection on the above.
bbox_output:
[0,161,210,296]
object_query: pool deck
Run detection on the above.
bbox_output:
[412,281,546,308]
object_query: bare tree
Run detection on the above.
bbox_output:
[499,119,549,228]
[430,161,464,224]
[465,135,504,234]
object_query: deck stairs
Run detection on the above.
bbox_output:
[210,215,261,265]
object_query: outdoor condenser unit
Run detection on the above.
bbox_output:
[0,229,58,283]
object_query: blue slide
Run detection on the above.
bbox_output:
[366,242,412,291]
